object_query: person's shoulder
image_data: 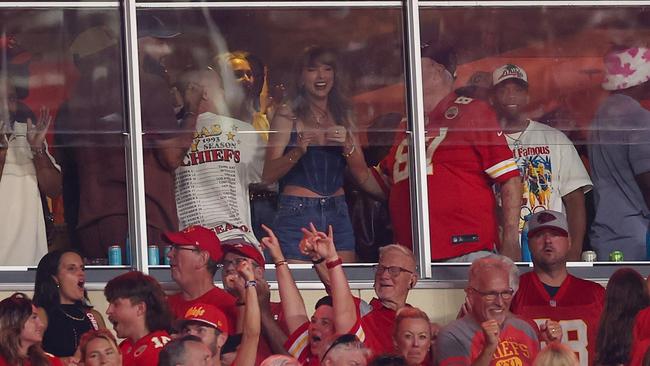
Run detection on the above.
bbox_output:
[45,353,64,366]
[567,274,605,295]
[527,120,572,141]
[506,315,539,334]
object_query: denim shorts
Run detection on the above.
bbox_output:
[273,194,356,260]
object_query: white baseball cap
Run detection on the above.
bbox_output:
[492,64,528,87]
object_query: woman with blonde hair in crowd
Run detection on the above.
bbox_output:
[533,343,579,366]
[0,292,63,366]
[78,329,122,366]
[392,307,432,366]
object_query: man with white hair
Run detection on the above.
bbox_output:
[436,255,541,366]
[589,46,650,260]
[320,334,371,366]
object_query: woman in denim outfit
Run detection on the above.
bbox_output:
[263,46,370,263]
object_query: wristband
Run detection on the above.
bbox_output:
[326,258,343,269]
[244,280,257,288]
[184,111,197,119]
[311,257,325,265]
[274,260,288,267]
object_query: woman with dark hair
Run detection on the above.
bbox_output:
[263,45,370,263]
[33,250,106,360]
[0,292,63,366]
[596,268,650,366]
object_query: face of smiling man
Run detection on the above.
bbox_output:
[467,267,514,326]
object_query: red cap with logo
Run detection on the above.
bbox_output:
[222,242,265,267]
[162,225,223,262]
[177,303,228,333]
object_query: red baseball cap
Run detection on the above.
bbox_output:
[222,242,265,267]
[177,303,228,333]
[162,225,223,262]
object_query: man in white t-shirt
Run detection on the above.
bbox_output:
[174,67,265,247]
[491,64,592,260]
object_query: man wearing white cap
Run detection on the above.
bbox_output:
[589,46,650,260]
[491,64,592,260]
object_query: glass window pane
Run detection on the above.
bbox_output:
[137,6,410,264]
[420,6,650,263]
[0,8,127,266]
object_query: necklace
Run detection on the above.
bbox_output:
[309,102,329,128]
[59,305,86,321]
[504,120,530,150]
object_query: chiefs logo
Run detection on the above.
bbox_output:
[444,106,459,119]
[185,306,206,318]
[536,212,557,224]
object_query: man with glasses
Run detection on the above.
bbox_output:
[305,236,417,356]
[320,334,371,366]
[436,255,540,366]
[163,225,238,334]
[221,241,290,362]
[511,210,604,366]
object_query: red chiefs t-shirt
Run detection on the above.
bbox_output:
[256,302,289,366]
[511,272,604,366]
[378,92,518,260]
[348,298,403,356]
[436,316,539,366]
[119,330,171,366]
[167,286,238,334]
[285,321,320,366]
[634,307,650,342]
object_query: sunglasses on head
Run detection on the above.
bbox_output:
[321,334,359,361]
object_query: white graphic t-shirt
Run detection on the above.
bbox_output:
[175,113,264,244]
[503,120,592,232]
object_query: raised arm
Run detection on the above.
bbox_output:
[152,82,203,171]
[262,105,314,184]
[26,109,61,198]
[233,260,261,366]
[260,224,308,334]
[301,224,357,334]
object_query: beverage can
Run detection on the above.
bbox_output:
[609,250,624,262]
[163,245,172,265]
[520,214,533,262]
[108,245,122,265]
[148,245,160,265]
[581,250,597,262]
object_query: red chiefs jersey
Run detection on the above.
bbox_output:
[511,272,604,366]
[119,330,171,366]
[377,92,518,260]
[167,286,238,334]
[348,298,403,356]
[285,321,320,366]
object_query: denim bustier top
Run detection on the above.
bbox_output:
[281,130,347,196]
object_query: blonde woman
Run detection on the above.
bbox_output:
[533,343,579,366]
